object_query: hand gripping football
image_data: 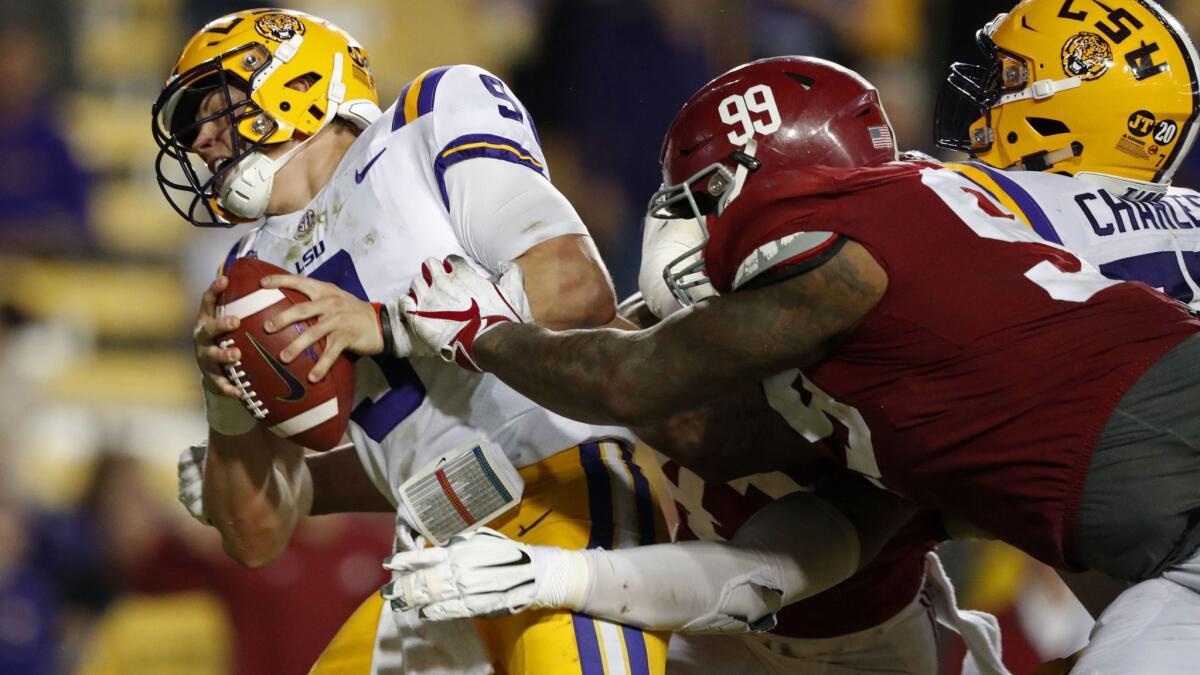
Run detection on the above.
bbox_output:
[215,258,355,451]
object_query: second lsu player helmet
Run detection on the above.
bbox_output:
[648,56,897,306]
[936,0,1200,198]
[152,9,381,226]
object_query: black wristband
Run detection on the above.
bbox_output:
[378,302,395,356]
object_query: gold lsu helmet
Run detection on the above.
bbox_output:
[152,8,381,226]
[935,0,1200,198]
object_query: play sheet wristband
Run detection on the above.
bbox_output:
[399,440,523,546]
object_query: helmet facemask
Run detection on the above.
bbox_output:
[936,20,1084,171]
[647,141,760,308]
[153,43,283,227]
[935,28,1006,154]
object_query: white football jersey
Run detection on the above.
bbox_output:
[223,64,632,515]
[946,162,1200,307]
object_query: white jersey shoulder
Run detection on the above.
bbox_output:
[220,64,628,523]
[942,162,1200,306]
[384,64,548,206]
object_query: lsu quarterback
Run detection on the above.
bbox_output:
[390,1,1200,674]
[153,8,670,675]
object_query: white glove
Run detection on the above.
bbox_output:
[177,442,211,526]
[379,527,588,621]
[401,256,529,372]
[380,298,433,359]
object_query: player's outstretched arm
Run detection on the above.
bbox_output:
[633,383,829,483]
[381,475,912,631]
[406,239,886,426]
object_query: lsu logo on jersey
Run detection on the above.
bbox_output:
[294,240,326,274]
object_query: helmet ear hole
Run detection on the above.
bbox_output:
[284,72,322,92]
[1026,117,1070,137]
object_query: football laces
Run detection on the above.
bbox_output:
[220,337,268,419]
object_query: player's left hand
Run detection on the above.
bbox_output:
[401,256,530,372]
[380,527,583,621]
[260,274,383,382]
[380,528,540,620]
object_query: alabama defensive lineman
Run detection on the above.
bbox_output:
[388,58,999,675]
[398,33,1200,675]
[153,9,669,675]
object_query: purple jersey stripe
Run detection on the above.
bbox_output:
[973,163,1064,245]
[579,442,614,549]
[416,66,451,118]
[621,624,652,675]
[391,81,414,130]
[571,613,606,675]
[620,445,657,546]
[433,133,546,209]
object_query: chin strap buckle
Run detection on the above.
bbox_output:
[998,76,1081,105]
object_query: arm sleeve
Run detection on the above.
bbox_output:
[565,491,861,633]
[419,65,586,272]
[443,158,588,272]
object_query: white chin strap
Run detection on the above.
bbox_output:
[717,138,758,215]
[218,142,305,219]
[996,76,1081,105]
[218,50,349,220]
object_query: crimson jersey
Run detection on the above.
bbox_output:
[659,457,939,637]
[704,162,1200,569]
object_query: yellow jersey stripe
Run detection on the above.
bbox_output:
[402,67,434,125]
[943,162,1033,230]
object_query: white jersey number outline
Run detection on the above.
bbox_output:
[762,369,883,487]
[922,168,1120,302]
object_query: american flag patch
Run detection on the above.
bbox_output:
[868,125,894,149]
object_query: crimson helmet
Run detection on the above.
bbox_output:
[648,56,897,306]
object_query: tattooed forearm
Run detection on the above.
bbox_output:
[474,239,887,427]
[475,323,646,425]
[635,384,831,482]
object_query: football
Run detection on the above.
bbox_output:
[215,257,355,451]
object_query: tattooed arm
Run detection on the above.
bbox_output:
[473,239,887,427]
[633,384,831,483]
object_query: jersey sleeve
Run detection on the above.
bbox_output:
[422,65,550,206]
[396,64,585,271]
[442,159,587,272]
[704,177,844,294]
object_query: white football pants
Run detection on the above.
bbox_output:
[1072,545,1200,674]
[666,553,1011,675]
